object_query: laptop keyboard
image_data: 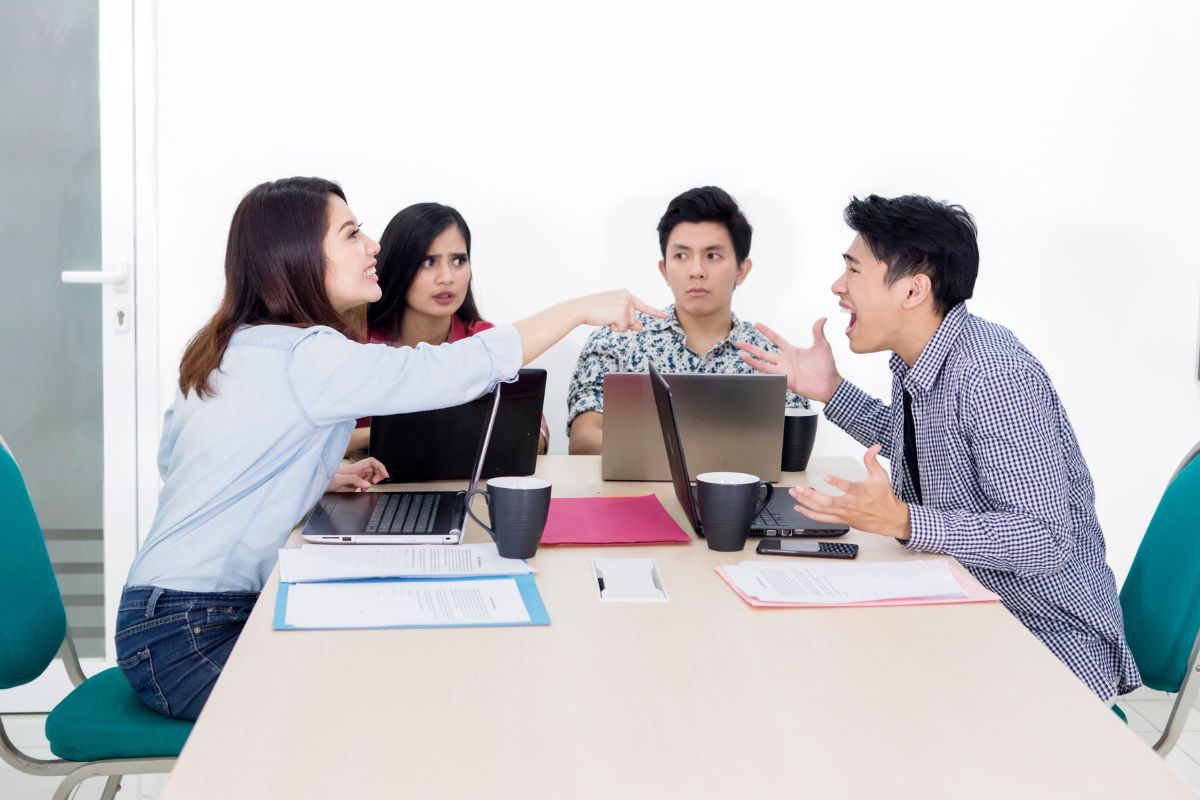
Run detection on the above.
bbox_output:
[365,493,441,534]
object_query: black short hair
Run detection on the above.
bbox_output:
[657,186,752,263]
[843,195,979,315]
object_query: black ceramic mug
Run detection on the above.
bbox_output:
[695,472,773,552]
[464,476,552,559]
[781,408,819,472]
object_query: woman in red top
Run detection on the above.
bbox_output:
[348,203,549,453]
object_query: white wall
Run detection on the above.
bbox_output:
[148,0,1200,581]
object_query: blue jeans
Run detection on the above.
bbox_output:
[115,585,258,721]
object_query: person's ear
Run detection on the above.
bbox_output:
[903,273,933,310]
[658,259,668,282]
[734,258,753,287]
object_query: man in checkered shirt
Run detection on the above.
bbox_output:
[739,194,1139,700]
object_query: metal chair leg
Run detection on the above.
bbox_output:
[52,771,89,800]
[50,760,174,800]
[99,774,123,800]
[1152,626,1200,755]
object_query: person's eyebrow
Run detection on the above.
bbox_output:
[337,219,358,233]
[670,244,694,251]
[450,252,469,259]
[842,252,859,264]
[703,244,727,251]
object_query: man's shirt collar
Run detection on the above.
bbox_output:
[889,302,970,393]
[650,304,749,347]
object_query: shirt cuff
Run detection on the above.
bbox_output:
[566,395,604,431]
[904,503,947,553]
[823,380,873,430]
[785,391,811,410]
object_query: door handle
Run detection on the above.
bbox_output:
[62,261,128,292]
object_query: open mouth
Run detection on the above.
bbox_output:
[841,304,856,336]
[433,292,456,305]
[364,261,378,281]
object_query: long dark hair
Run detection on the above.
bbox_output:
[178,177,356,398]
[366,203,483,341]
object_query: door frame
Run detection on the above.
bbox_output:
[101,0,165,667]
[112,0,165,652]
[98,0,138,668]
[129,0,162,621]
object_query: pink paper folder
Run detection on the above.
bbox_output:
[715,561,1000,608]
[541,495,692,545]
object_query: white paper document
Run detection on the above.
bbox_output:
[278,543,532,583]
[283,578,532,628]
[724,560,966,605]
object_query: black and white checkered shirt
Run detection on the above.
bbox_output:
[825,303,1140,699]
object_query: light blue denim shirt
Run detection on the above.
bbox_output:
[126,323,523,593]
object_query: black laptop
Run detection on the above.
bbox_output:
[369,369,546,483]
[301,386,504,545]
[648,363,848,539]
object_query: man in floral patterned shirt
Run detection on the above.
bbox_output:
[567,186,809,453]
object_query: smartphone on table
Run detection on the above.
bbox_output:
[755,540,859,559]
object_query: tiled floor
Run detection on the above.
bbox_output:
[1114,688,1200,791]
[4,694,1200,798]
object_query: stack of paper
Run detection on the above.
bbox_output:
[281,577,539,629]
[717,559,999,608]
[273,542,549,630]
[278,542,533,583]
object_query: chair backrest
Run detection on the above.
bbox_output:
[0,440,68,689]
[1170,441,1200,483]
[1120,445,1200,691]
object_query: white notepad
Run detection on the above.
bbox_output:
[592,558,669,602]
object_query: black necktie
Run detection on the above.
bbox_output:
[903,389,923,504]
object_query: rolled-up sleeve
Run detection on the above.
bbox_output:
[566,328,618,432]
[288,325,523,427]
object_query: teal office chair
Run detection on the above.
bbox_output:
[0,438,192,799]
[1118,441,1200,755]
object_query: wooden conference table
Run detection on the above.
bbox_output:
[162,456,1193,799]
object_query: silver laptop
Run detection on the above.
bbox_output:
[602,372,785,482]
[301,388,501,544]
[649,363,848,538]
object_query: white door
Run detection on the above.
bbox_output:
[0,0,145,711]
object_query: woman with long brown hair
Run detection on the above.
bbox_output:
[116,177,658,720]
